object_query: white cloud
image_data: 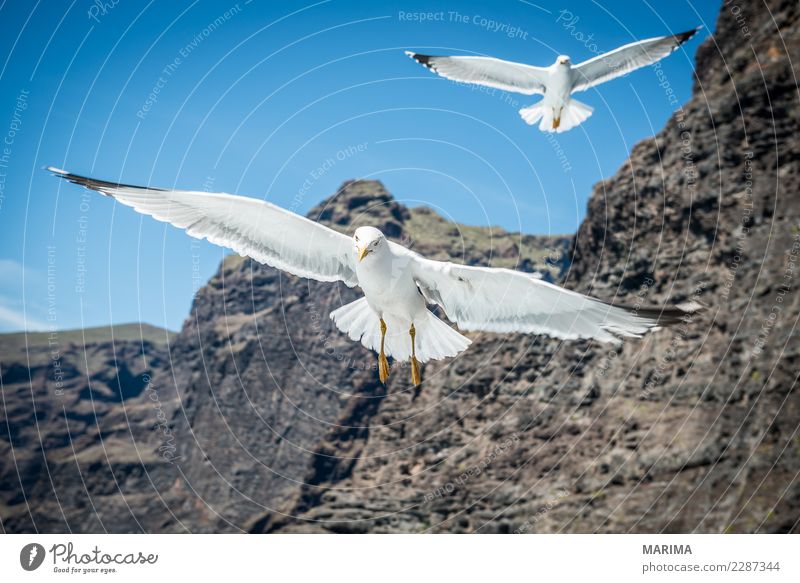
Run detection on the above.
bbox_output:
[0,259,40,297]
[0,260,50,331]
[0,259,27,280]
[0,303,48,332]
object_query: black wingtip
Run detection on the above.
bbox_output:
[46,166,165,194]
[640,300,705,328]
[604,298,705,329]
[405,50,434,69]
[675,26,702,45]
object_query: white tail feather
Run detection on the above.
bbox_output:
[330,298,471,363]
[519,98,593,133]
[519,102,546,126]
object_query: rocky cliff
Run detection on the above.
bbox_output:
[2,0,798,533]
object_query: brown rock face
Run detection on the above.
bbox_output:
[2,0,798,533]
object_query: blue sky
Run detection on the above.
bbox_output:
[0,0,718,333]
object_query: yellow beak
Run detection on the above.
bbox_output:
[358,246,369,262]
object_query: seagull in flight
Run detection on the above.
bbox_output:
[48,167,699,386]
[406,27,700,133]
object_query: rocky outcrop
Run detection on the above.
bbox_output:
[255,0,800,534]
[159,182,570,532]
[0,325,181,532]
[0,185,568,533]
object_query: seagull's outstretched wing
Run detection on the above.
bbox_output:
[411,256,699,342]
[571,27,700,93]
[406,51,549,95]
[48,167,359,286]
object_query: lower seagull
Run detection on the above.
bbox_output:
[48,167,700,386]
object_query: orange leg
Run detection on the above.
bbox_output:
[378,318,390,384]
[410,324,421,386]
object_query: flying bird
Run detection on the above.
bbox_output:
[48,167,699,386]
[406,27,700,133]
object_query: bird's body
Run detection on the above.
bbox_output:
[335,227,471,382]
[545,61,573,104]
[48,168,700,385]
[355,233,421,321]
[516,60,596,132]
[533,59,577,130]
[406,27,700,133]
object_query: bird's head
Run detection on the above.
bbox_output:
[353,226,386,262]
[556,55,571,66]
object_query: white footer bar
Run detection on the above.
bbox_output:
[1,534,797,581]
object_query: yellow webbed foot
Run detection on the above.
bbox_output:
[379,352,390,384]
[409,323,421,386]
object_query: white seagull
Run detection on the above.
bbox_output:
[406,27,700,133]
[48,167,699,385]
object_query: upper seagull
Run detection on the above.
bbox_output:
[48,167,700,386]
[406,27,700,133]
